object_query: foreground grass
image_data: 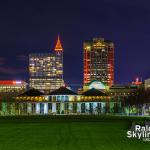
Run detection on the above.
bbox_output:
[0,115,149,150]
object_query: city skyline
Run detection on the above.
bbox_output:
[0,1,150,150]
[0,0,150,87]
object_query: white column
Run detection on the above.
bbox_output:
[93,102,97,114]
[44,103,48,114]
[77,103,81,113]
[27,103,32,114]
[85,103,90,114]
[60,103,64,114]
[36,103,40,114]
[52,103,56,113]
[69,103,74,114]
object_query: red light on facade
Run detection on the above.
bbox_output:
[84,47,89,84]
[108,47,114,86]
[0,80,22,85]
[132,77,142,85]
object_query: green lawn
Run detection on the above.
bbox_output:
[0,115,150,150]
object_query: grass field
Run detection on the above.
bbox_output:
[0,115,150,150]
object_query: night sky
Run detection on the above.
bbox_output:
[0,0,150,88]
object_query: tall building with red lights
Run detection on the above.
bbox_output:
[83,38,114,86]
[29,35,64,93]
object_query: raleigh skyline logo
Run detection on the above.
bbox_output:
[127,121,150,141]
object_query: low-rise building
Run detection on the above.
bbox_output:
[0,80,27,101]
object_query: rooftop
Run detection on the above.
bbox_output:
[49,87,77,95]
[82,88,107,96]
[19,89,44,96]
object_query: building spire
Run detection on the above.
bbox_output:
[54,34,63,51]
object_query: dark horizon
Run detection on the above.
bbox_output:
[0,0,150,88]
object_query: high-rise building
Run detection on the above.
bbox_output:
[83,37,114,86]
[29,35,64,93]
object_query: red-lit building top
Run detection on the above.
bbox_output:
[54,35,63,51]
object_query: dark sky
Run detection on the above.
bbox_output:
[0,0,150,88]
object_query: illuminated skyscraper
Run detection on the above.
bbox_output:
[29,35,64,93]
[83,38,114,86]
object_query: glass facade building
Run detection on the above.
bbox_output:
[83,38,114,86]
[29,36,63,93]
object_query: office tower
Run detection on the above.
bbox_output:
[83,37,114,86]
[29,35,64,93]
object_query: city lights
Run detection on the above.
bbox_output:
[0,35,149,116]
